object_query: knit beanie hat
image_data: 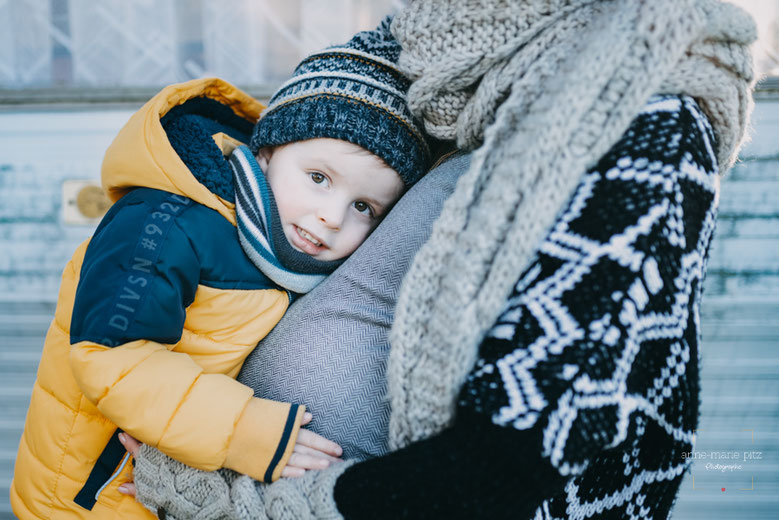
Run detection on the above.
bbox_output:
[250,16,430,187]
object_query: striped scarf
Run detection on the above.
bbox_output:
[230,145,344,294]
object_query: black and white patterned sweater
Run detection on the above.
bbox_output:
[334,94,717,519]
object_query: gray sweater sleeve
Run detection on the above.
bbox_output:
[133,444,352,520]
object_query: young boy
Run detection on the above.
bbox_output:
[11,19,429,520]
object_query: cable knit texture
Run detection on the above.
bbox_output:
[134,444,353,520]
[386,0,756,450]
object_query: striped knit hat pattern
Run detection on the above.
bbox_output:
[250,16,430,187]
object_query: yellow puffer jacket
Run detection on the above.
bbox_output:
[11,79,305,519]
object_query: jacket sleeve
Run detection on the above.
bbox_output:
[335,410,568,519]
[68,189,304,482]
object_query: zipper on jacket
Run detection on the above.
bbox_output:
[74,429,130,510]
[94,452,131,502]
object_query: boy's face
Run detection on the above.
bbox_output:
[257,138,404,261]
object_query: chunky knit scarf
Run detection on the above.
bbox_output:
[388,0,756,449]
[230,145,344,294]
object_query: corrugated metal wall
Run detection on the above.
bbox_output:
[1,96,778,519]
[672,95,779,519]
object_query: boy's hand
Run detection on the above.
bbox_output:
[117,432,141,496]
[116,412,342,496]
[281,412,343,478]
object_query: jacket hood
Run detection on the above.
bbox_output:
[101,78,263,224]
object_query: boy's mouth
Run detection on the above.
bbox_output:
[297,227,321,246]
[292,225,327,255]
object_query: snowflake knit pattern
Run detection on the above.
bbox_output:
[459,94,716,518]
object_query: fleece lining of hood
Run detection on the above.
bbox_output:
[161,96,255,203]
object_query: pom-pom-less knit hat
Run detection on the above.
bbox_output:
[250,16,430,187]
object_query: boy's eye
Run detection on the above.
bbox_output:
[353,201,373,216]
[309,172,325,184]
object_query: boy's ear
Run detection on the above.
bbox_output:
[256,147,273,171]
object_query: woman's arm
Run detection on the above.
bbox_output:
[124,412,565,520]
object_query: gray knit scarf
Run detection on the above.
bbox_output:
[387,0,756,449]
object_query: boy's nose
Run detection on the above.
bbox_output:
[317,203,346,231]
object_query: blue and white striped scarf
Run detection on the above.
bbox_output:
[230,145,344,294]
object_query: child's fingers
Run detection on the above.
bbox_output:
[293,443,342,463]
[301,412,313,425]
[281,466,306,478]
[118,432,141,458]
[286,452,330,471]
[296,429,343,457]
[118,483,137,496]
